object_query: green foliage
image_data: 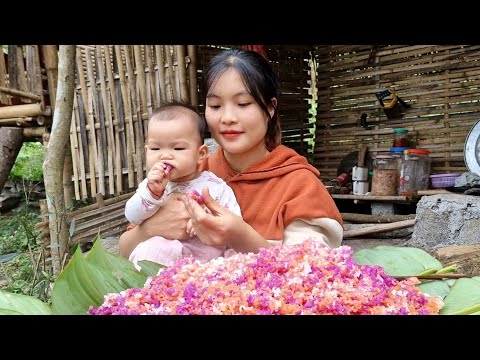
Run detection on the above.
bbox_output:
[0,205,41,254]
[0,289,53,315]
[51,236,159,315]
[8,142,44,182]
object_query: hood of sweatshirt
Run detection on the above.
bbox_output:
[203,145,320,182]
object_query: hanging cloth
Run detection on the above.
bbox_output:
[240,45,269,61]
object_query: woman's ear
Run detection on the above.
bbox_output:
[198,144,209,163]
[269,97,278,118]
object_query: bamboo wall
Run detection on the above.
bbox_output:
[313,45,480,182]
[70,45,198,200]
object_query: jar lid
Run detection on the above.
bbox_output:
[404,149,430,155]
[389,147,410,153]
[393,128,409,134]
[375,155,395,159]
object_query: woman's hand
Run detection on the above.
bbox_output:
[182,187,269,253]
[119,192,191,258]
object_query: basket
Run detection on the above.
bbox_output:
[430,173,462,188]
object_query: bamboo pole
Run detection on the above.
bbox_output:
[73,96,88,199]
[343,219,416,238]
[187,45,198,106]
[23,127,47,139]
[96,46,115,195]
[115,45,135,188]
[76,47,97,197]
[104,46,123,193]
[31,45,45,110]
[0,86,42,101]
[176,45,189,102]
[0,45,8,104]
[133,45,149,139]
[42,45,59,111]
[145,45,157,110]
[164,45,176,100]
[86,48,104,196]
[155,45,167,103]
[341,213,416,223]
[0,117,36,126]
[70,103,80,200]
[0,103,49,119]
[14,46,28,93]
[125,45,144,186]
[75,94,89,183]
[63,138,75,209]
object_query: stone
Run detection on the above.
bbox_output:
[408,193,480,251]
[434,244,480,277]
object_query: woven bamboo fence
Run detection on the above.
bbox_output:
[313,45,480,182]
[70,45,198,200]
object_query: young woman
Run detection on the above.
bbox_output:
[119,49,343,259]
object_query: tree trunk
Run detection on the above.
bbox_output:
[0,127,23,194]
[43,45,76,275]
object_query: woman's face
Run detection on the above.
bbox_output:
[205,69,271,161]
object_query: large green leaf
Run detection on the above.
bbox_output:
[51,237,151,315]
[85,237,148,289]
[0,290,52,315]
[440,277,480,315]
[137,260,164,277]
[417,280,452,299]
[51,247,126,314]
[353,246,442,276]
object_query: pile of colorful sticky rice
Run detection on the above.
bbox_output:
[89,239,443,315]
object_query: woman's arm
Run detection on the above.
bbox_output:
[182,187,272,254]
[119,192,191,259]
[282,218,344,248]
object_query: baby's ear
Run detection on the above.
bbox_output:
[198,144,208,162]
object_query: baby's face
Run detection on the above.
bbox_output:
[145,116,205,182]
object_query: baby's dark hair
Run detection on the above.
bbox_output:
[204,49,281,150]
[150,100,206,142]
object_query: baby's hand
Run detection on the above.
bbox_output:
[147,162,172,198]
[186,218,196,237]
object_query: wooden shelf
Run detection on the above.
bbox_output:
[331,189,451,203]
[331,194,409,202]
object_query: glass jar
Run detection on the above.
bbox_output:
[389,147,410,194]
[371,155,398,196]
[399,149,431,196]
[393,128,409,147]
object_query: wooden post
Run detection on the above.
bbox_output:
[43,45,76,275]
[0,127,23,194]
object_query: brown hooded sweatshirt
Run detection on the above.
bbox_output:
[199,145,343,241]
